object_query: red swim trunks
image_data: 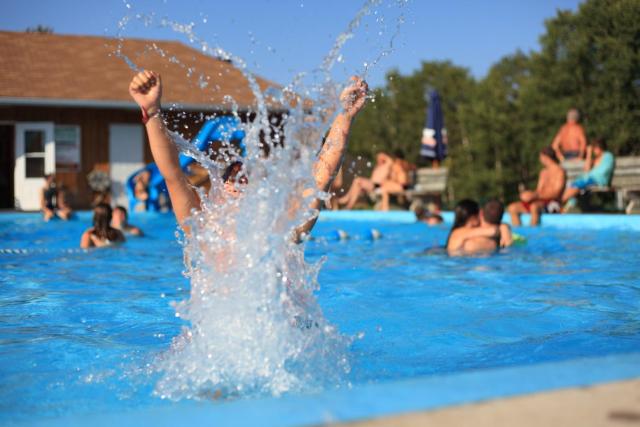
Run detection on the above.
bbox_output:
[521,199,554,213]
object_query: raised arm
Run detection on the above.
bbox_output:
[296,77,368,238]
[128,71,199,229]
[314,77,368,194]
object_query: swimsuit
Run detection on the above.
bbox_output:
[43,187,57,210]
[521,199,554,213]
[563,150,581,160]
[491,227,501,249]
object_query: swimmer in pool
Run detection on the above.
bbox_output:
[80,203,126,248]
[462,199,513,254]
[446,199,500,256]
[128,70,368,237]
[414,202,444,226]
[112,206,143,236]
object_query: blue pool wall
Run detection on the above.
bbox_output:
[19,352,640,427]
[3,210,640,231]
[319,210,640,230]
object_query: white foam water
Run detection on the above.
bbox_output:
[114,0,408,400]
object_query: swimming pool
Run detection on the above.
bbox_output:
[1,211,639,426]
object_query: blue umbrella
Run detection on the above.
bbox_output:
[420,90,447,163]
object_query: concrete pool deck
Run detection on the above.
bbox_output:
[333,379,640,427]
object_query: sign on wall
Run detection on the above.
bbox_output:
[54,125,81,172]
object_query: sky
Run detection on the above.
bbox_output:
[2,0,583,88]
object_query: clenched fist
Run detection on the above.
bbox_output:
[129,70,162,115]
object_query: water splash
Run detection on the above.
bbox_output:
[113,0,408,400]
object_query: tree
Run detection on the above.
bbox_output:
[349,61,475,165]
[25,25,54,34]
[348,0,640,206]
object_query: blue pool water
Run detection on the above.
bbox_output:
[1,211,639,426]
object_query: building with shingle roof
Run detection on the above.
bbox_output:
[0,30,280,210]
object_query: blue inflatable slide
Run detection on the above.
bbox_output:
[126,116,245,212]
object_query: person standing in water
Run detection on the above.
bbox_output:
[128,70,368,235]
[446,199,500,256]
[112,206,143,236]
[80,203,125,248]
[461,199,513,254]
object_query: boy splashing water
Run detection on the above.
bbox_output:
[129,70,368,399]
[129,70,367,235]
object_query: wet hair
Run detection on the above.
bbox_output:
[221,161,248,184]
[446,199,480,246]
[483,199,504,225]
[451,199,479,230]
[540,146,559,164]
[92,203,117,240]
[114,205,128,219]
[591,138,607,151]
[415,206,443,224]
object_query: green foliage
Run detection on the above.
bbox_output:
[348,0,640,204]
[25,25,54,34]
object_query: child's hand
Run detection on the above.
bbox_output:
[129,70,162,114]
[340,76,368,119]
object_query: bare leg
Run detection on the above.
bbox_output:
[378,181,405,211]
[341,177,375,210]
[337,176,363,205]
[43,208,54,222]
[379,190,390,211]
[562,187,580,203]
[507,201,526,226]
[530,202,543,226]
[58,208,72,220]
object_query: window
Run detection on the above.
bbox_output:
[55,126,81,171]
[25,130,44,153]
[23,130,46,178]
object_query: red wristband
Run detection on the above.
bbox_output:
[141,106,149,124]
[141,106,161,124]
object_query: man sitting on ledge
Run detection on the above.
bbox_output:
[508,147,566,226]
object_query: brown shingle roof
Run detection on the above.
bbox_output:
[0,31,279,110]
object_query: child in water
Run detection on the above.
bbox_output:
[128,70,368,236]
[80,203,125,248]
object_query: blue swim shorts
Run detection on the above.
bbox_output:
[571,176,597,190]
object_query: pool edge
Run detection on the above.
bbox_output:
[13,352,640,427]
[332,377,640,427]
